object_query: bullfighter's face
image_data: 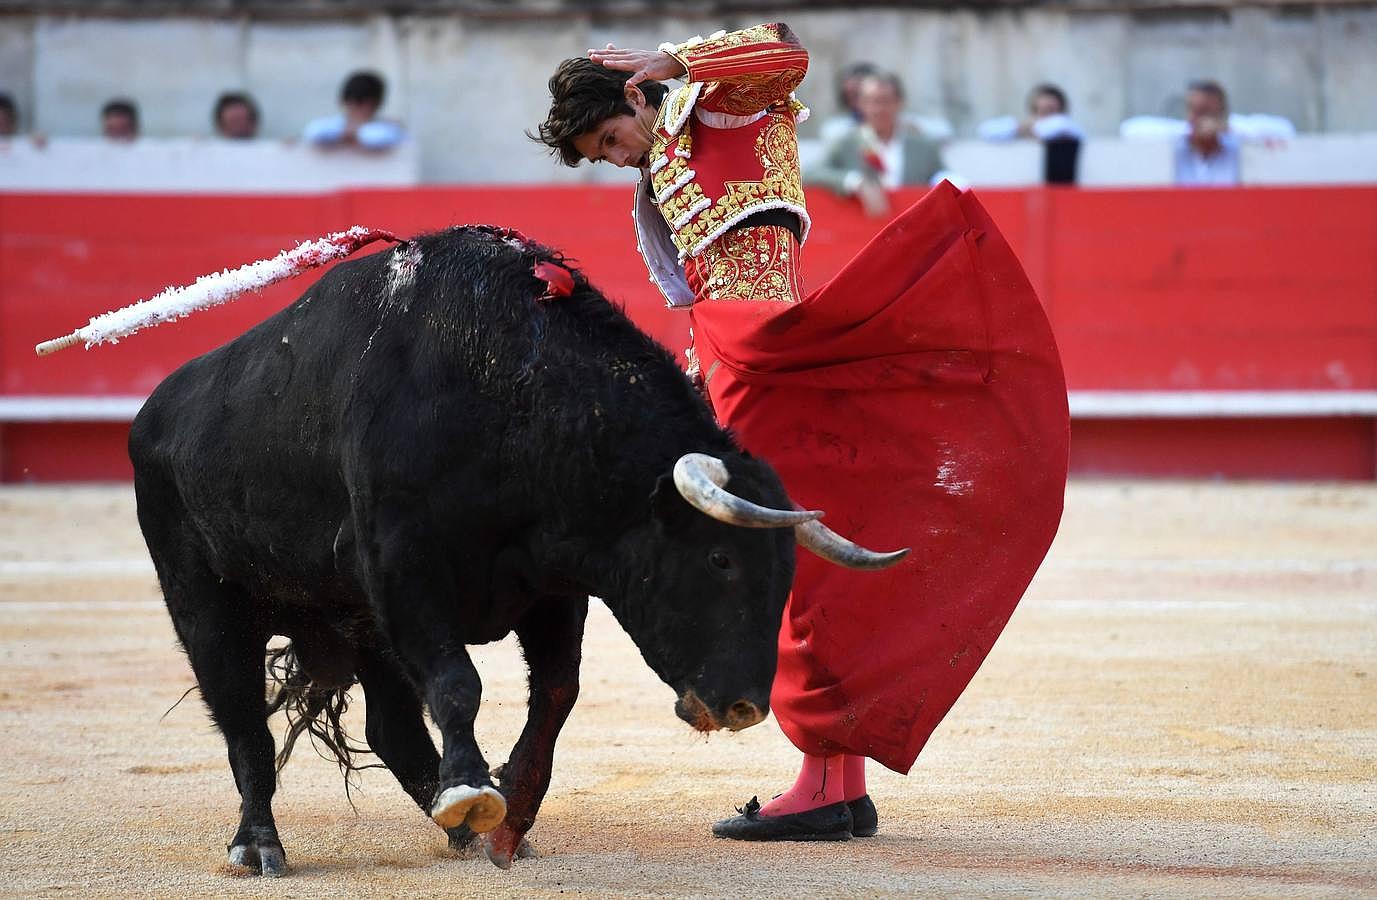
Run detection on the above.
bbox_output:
[571,87,659,169]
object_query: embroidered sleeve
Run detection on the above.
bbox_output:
[659,23,809,117]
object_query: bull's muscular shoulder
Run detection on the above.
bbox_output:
[134,222,714,511]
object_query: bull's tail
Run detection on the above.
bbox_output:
[264,643,379,792]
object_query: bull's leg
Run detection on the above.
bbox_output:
[416,647,507,833]
[356,647,440,806]
[163,575,285,876]
[355,647,480,853]
[357,516,504,837]
[485,596,589,868]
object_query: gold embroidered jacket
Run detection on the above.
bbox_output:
[633,23,811,307]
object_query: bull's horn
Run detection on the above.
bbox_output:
[673,453,823,528]
[795,518,910,570]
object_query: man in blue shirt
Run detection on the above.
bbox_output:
[1175,80,1240,186]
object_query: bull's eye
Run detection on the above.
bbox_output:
[708,550,733,571]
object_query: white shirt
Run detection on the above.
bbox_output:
[1174,132,1241,186]
[302,114,405,150]
[978,113,1084,142]
[1030,113,1084,141]
[1121,113,1295,143]
[871,131,905,190]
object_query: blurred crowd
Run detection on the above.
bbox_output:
[805,64,1296,213]
[0,69,406,153]
[2,58,1296,205]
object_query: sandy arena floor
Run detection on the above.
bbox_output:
[0,482,1374,898]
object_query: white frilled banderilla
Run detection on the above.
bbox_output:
[34,226,399,356]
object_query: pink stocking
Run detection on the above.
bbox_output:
[759,753,846,816]
[842,754,867,801]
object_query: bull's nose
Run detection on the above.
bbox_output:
[724,699,766,731]
[675,690,721,732]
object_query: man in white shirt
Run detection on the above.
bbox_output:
[978,83,1084,143]
[303,71,405,151]
[976,83,1084,184]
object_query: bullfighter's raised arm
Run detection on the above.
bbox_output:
[586,23,808,118]
[661,23,809,116]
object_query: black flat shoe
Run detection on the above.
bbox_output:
[847,795,878,837]
[711,796,853,842]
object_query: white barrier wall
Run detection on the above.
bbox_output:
[4,134,1376,192]
[940,141,1044,188]
[1077,140,1176,188]
[0,138,420,192]
[1241,135,1377,186]
[810,135,1376,190]
[898,139,1175,189]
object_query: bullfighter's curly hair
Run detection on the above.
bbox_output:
[530,57,668,167]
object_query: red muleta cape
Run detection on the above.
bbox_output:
[689,182,1070,773]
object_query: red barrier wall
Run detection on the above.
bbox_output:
[3,185,1376,481]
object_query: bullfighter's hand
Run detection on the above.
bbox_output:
[588,44,686,87]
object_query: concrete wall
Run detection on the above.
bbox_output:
[1,5,1374,183]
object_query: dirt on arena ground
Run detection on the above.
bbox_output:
[1,482,1373,898]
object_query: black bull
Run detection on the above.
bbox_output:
[130,226,879,874]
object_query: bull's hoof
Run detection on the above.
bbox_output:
[431,784,507,833]
[483,822,538,869]
[446,823,536,864]
[227,840,288,877]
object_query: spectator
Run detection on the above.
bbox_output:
[1,93,48,148]
[302,71,404,151]
[980,84,1084,141]
[1027,85,1067,128]
[1120,110,1294,143]
[213,92,260,140]
[0,93,16,137]
[806,72,944,217]
[818,61,878,144]
[101,99,139,141]
[1120,80,1296,185]
[978,83,1084,184]
[820,63,954,145]
[1175,80,1239,186]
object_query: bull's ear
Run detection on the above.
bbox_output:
[650,472,697,533]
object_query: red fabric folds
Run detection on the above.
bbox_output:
[689,182,1069,773]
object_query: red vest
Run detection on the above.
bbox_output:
[632,23,812,307]
[647,83,809,261]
